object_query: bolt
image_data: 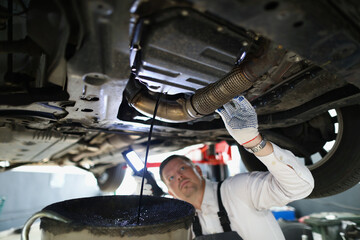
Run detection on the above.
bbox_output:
[95,3,113,16]
[286,51,302,62]
[181,10,189,16]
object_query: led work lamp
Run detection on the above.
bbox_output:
[122,148,164,197]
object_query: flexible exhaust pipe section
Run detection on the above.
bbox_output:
[186,66,253,118]
[129,42,285,123]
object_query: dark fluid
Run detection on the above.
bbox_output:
[136,94,161,224]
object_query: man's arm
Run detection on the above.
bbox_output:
[217,96,314,209]
[247,142,314,209]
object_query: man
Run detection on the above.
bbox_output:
[159,96,314,240]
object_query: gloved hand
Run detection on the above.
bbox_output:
[216,95,259,145]
[133,175,153,195]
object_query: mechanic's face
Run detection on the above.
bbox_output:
[162,158,205,202]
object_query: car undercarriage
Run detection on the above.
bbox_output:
[1,0,360,197]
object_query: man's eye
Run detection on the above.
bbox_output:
[180,166,185,171]
[169,176,174,181]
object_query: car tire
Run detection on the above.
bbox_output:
[238,105,360,198]
[96,163,127,192]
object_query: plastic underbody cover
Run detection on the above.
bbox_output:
[0,124,79,162]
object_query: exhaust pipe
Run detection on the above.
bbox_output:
[128,42,285,123]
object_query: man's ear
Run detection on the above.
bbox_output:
[195,165,203,176]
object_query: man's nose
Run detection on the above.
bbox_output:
[177,174,183,181]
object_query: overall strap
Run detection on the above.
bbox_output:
[193,213,203,237]
[193,181,232,237]
[217,181,232,232]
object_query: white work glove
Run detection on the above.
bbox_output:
[133,175,153,195]
[216,95,259,145]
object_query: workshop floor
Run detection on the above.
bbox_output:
[0,222,41,240]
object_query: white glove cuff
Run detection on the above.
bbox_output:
[229,127,259,145]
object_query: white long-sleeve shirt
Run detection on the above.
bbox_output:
[194,143,314,240]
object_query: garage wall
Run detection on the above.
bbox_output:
[0,167,102,231]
